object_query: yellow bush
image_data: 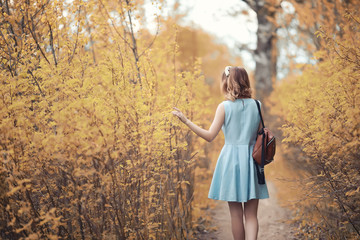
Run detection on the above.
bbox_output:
[270,11,360,239]
[0,1,218,239]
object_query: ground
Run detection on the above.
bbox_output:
[197,180,296,240]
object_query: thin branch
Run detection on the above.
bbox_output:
[68,6,81,64]
[26,13,50,65]
[0,28,13,76]
[84,7,96,64]
[138,15,160,58]
[125,0,141,86]
[345,9,360,25]
[31,0,51,20]
[237,43,255,54]
[48,21,57,66]
[4,0,18,48]
[98,0,132,48]
[27,69,45,97]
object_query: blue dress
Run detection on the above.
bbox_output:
[208,98,269,202]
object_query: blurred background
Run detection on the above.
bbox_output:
[0,0,359,239]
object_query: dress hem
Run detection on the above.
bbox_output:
[208,195,269,203]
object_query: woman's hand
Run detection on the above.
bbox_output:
[171,107,188,124]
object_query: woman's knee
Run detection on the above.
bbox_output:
[244,211,257,222]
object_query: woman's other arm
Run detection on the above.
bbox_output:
[172,103,225,142]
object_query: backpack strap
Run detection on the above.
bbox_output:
[254,99,266,184]
[254,100,265,129]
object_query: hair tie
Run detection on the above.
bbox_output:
[225,66,231,77]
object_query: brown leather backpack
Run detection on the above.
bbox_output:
[252,100,276,184]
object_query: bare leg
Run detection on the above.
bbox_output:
[244,199,259,240]
[228,202,245,240]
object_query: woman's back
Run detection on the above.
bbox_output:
[222,98,260,146]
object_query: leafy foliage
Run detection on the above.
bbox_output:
[270,8,360,240]
[0,0,226,239]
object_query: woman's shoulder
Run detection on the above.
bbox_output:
[252,98,261,106]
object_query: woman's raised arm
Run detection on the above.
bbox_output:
[172,103,225,142]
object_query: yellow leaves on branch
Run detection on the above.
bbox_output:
[270,8,360,239]
[0,0,216,239]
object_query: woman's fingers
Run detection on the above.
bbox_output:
[172,107,182,116]
[172,107,187,123]
[172,111,181,117]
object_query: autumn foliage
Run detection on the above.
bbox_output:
[0,0,229,239]
[2,0,359,239]
[270,5,360,239]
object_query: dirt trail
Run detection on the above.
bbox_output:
[202,180,296,240]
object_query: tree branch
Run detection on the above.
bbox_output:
[48,21,57,66]
[26,12,50,65]
[138,15,160,58]
[98,0,132,49]
[237,43,255,55]
[0,27,14,76]
[68,6,81,64]
[30,0,51,20]
[28,69,45,97]
[125,0,141,86]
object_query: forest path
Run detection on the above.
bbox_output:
[201,180,296,240]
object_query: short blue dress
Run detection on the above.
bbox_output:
[208,98,269,202]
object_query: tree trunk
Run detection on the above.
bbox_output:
[242,0,277,109]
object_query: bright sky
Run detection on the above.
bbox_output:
[143,0,258,70]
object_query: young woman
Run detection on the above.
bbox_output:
[172,66,269,240]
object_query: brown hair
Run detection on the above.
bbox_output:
[221,66,252,101]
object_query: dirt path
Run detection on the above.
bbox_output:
[201,180,296,240]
